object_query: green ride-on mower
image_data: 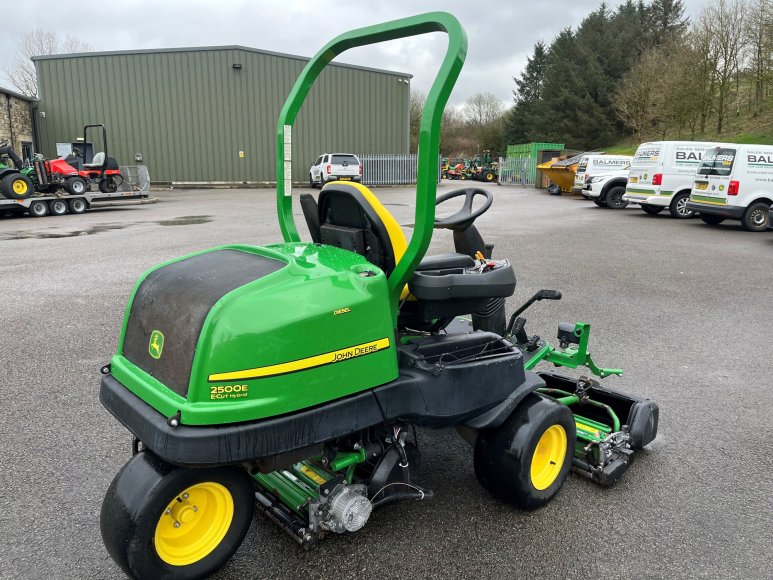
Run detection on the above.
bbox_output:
[99,13,659,580]
[0,139,35,200]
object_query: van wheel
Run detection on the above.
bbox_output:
[741,201,770,232]
[605,185,628,209]
[669,192,694,219]
[700,215,725,225]
[641,204,664,215]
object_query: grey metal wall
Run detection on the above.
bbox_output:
[34,47,410,183]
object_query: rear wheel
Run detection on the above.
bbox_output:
[669,191,694,219]
[0,173,34,200]
[605,185,628,209]
[68,198,88,214]
[700,214,725,225]
[29,199,49,217]
[101,451,254,580]
[49,199,68,216]
[641,204,664,215]
[474,393,575,510]
[99,177,119,193]
[485,171,495,182]
[741,201,770,232]
[65,176,87,195]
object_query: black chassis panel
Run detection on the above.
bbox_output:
[100,332,546,467]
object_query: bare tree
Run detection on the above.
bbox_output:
[409,90,425,154]
[746,0,773,111]
[463,92,504,128]
[613,49,665,140]
[3,30,92,96]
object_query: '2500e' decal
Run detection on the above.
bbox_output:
[209,384,249,400]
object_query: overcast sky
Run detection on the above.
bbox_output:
[0,0,709,107]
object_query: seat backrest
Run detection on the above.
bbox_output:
[317,182,407,276]
[91,152,105,166]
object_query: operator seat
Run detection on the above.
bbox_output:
[83,152,105,169]
[301,182,516,330]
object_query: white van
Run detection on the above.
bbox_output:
[573,154,632,194]
[623,141,722,218]
[685,144,773,231]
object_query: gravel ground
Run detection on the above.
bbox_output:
[0,184,771,579]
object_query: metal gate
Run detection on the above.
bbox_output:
[358,154,440,186]
[497,156,536,186]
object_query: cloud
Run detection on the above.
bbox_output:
[1,0,710,106]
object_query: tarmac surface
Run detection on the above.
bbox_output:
[1,184,771,579]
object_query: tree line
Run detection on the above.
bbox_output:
[507,0,773,150]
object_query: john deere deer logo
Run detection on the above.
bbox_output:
[149,330,165,359]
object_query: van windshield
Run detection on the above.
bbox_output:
[332,155,358,165]
[698,147,736,176]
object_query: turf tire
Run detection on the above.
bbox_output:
[66,176,87,195]
[100,451,254,580]
[474,393,575,510]
[0,173,34,200]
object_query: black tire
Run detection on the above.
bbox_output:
[28,199,49,217]
[101,451,255,580]
[49,199,68,216]
[669,191,694,219]
[605,185,628,209]
[485,171,495,182]
[700,214,725,225]
[641,204,664,215]
[68,198,88,214]
[65,176,87,195]
[99,177,118,193]
[593,199,607,207]
[309,174,316,189]
[0,173,34,200]
[741,201,770,232]
[474,393,576,510]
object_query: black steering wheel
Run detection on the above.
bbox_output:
[434,187,493,231]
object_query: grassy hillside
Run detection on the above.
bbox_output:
[603,105,773,154]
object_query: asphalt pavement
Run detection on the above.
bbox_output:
[0,184,771,579]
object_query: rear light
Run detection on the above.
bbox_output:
[652,173,662,186]
[728,180,739,195]
[358,164,362,175]
[326,164,331,175]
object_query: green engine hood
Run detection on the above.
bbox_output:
[111,243,398,425]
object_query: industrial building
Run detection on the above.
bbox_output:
[33,46,411,185]
[1,87,36,162]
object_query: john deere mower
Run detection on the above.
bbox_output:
[99,13,658,580]
[0,139,35,199]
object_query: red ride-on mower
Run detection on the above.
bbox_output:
[66,124,124,193]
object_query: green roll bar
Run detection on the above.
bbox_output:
[275,12,467,312]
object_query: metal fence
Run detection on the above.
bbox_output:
[358,154,440,186]
[497,155,537,186]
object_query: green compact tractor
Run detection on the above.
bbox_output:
[99,13,658,580]
[0,139,35,199]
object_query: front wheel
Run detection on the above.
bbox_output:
[1,173,34,200]
[474,393,575,510]
[101,451,255,580]
[641,204,664,215]
[700,214,725,225]
[605,185,628,209]
[741,201,770,232]
[669,191,694,219]
[66,176,87,195]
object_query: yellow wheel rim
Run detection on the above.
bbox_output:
[530,424,567,491]
[154,482,234,566]
[12,179,27,194]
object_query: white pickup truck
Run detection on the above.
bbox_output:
[582,167,630,209]
[309,153,362,187]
